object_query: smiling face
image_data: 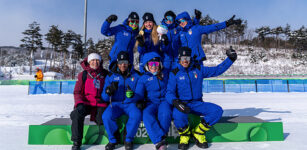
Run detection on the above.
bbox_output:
[89,59,100,70]
[144,21,154,30]
[179,56,191,68]
[148,61,160,74]
[128,19,139,30]
[179,19,188,28]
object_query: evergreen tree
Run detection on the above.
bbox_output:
[20,21,43,75]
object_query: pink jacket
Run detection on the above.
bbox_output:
[73,58,108,108]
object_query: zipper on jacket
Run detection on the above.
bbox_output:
[123,76,126,104]
[186,70,194,100]
[126,31,133,51]
[184,34,189,47]
[157,76,162,102]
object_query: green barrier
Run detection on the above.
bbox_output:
[28,115,284,145]
[0,80,29,85]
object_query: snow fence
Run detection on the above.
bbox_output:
[26,79,307,95]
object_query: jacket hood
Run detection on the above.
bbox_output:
[142,51,161,65]
[175,11,193,30]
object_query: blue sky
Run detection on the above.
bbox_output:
[0,0,306,46]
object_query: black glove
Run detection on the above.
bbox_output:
[76,103,87,116]
[106,14,117,23]
[161,34,169,46]
[195,9,202,20]
[226,15,242,27]
[226,46,237,62]
[34,75,37,78]
[173,99,190,114]
[105,81,118,96]
[136,100,147,110]
[136,35,145,47]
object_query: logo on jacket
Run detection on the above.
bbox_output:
[193,72,198,79]
[148,77,153,81]
[174,29,177,34]
[188,29,192,35]
[179,76,185,80]
[131,77,135,82]
[123,32,129,36]
[114,77,120,81]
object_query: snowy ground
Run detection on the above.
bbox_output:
[0,85,307,150]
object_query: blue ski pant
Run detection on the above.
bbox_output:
[143,101,172,144]
[102,102,142,143]
[173,100,223,129]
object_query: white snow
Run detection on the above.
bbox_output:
[0,85,307,150]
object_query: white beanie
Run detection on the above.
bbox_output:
[87,53,101,63]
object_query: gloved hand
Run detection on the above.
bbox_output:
[34,75,37,78]
[136,35,145,47]
[136,100,147,110]
[106,14,118,23]
[105,81,118,96]
[226,15,242,27]
[226,46,237,62]
[173,99,190,114]
[126,85,134,98]
[161,34,169,46]
[195,9,202,20]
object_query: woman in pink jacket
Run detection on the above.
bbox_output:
[70,53,108,150]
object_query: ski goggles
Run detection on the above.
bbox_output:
[129,19,139,25]
[177,19,186,24]
[118,60,129,65]
[148,61,160,67]
[165,16,173,22]
[180,56,191,61]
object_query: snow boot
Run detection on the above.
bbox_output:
[71,141,81,150]
[192,120,210,149]
[124,141,133,150]
[105,142,117,150]
[177,126,190,150]
[155,137,167,150]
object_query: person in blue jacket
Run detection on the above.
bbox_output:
[135,12,169,73]
[101,12,139,69]
[166,46,237,150]
[175,11,241,62]
[126,52,172,150]
[101,51,142,150]
[160,9,202,72]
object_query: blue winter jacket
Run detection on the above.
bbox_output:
[161,20,180,63]
[101,65,141,103]
[101,18,139,69]
[127,52,169,104]
[138,29,169,65]
[175,12,227,61]
[166,57,234,105]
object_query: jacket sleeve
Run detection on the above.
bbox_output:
[101,75,111,102]
[100,20,120,36]
[201,57,233,78]
[73,72,86,107]
[193,17,200,25]
[198,21,227,35]
[125,77,145,103]
[166,72,177,105]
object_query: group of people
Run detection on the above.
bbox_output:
[70,9,241,150]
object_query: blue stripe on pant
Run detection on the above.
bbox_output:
[172,101,223,129]
[143,101,172,144]
[102,102,142,143]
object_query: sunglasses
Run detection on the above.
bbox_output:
[177,19,186,24]
[118,60,129,65]
[180,56,191,61]
[165,16,173,22]
[129,20,139,25]
[148,61,160,67]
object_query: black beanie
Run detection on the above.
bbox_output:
[128,12,139,20]
[142,12,156,24]
[178,47,192,58]
[164,10,176,19]
[117,51,129,62]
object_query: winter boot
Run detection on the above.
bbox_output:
[105,142,117,150]
[124,141,133,150]
[177,126,190,150]
[192,119,210,149]
[71,141,81,150]
[155,137,167,150]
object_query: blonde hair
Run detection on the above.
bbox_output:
[135,24,159,47]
